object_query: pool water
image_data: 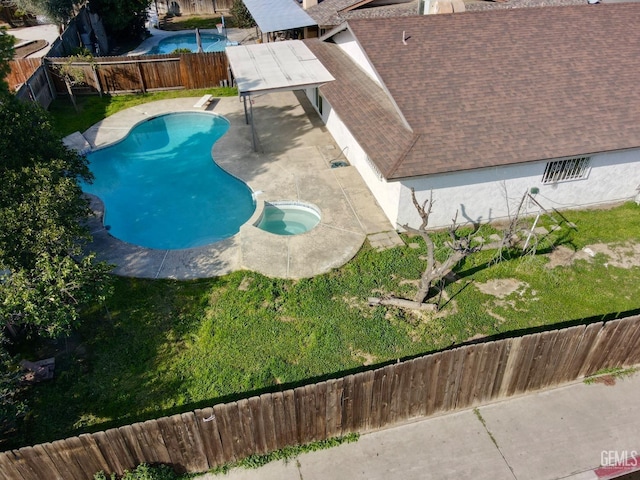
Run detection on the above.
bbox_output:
[148,32,227,54]
[83,112,255,250]
[257,203,321,235]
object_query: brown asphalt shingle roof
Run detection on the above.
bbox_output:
[307,0,420,28]
[310,4,640,180]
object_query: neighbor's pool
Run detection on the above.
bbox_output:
[82,112,255,250]
[148,32,227,54]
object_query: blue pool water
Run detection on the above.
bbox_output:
[83,112,255,250]
[257,203,321,236]
[148,32,227,54]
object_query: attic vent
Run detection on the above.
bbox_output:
[365,155,384,180]
[542,157,591,184]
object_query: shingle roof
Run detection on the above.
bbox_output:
[306,0,420,28]
[312,4,640,180]
[306,39,417,175]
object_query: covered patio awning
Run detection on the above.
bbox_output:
[226,40,334,151]
[243,0,317,34]
[226,41,334,96]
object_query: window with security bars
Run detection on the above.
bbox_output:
[542,157,591,184]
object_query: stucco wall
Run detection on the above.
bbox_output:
[397,149,640,229]
[304,88,400,224]
[304,87,640,230]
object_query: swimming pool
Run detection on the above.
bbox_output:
[148,32,227,54]
[82,112,255,250]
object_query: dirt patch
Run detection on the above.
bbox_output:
[351,349,377,366]
[238,276,253,291]
[546,242,640,269]
[475,279,526,298]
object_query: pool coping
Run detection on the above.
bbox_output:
[75,94,396,279]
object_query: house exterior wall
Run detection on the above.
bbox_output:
[305,89,640,231]
[397,149,640,229]
[304,88,399,225]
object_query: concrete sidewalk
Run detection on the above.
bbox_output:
[197,372,640,480]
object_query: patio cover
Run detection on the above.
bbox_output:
[226,41,334,96]
[243,0,317,34]
[226,40,334,150]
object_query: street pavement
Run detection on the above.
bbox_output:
[197,372,640,480]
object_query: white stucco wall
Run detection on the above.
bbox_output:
[303,88,399,224]
[332,30,381,86]
[397,149,640,229]
[303,88,640,231]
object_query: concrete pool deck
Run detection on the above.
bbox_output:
[78,92,400,279]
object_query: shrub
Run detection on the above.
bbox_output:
[94,463,180,480]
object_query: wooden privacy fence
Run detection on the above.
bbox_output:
[46,53,230,96]
[7,58,42,91]
[13,65,55,109]
[2,315,640,480]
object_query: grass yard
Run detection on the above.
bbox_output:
[49,87,237,138]
[10,201,640,449]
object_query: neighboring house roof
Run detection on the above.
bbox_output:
[243,0,317,33]
[307,0,420,28]
[306,4,640,180]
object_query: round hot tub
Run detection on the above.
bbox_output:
[256,202,321,236]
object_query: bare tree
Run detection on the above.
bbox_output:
[369,188,566,312]
[369,189,485,311]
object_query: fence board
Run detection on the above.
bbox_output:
[352,370,374,432]
[223,403,250,462]
[470,342,497,405]
[1,451,31,480]
[0,452,17,480]
[43,440,86,480]
[237,400,257,459]
[119,424,146,467]
[64,436,100,478]
[302,385,319,443]
[390,360,412,423]
[522,331,553,391]
[456,344,481,409]
[213,403,237,463]
[434,350,456,413]
[7,58,41,90]
[616,318,640,366]
[550,325,587,385]
[583,320,626,374]
[570,322,604,378]
[424,352,443,416]
[325,378,343,438]
[271,392,289,449]
[142,420,172,465]
[314,382,328,440]
[443,346,468,410]
[282,389,299,446]
[340,374,356,433]
[258,394,278,453]
[155,416,186,471]
[194,407,225,467]
[407,357,428,418]
[100,428,137,475]
[178,412,209,473]
[509,334,541,395]
[27,445,61,480]
[78,433,109,478]
[247,397,268,455]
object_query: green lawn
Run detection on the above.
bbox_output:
[49,88,237,138]
[11,202,640,449]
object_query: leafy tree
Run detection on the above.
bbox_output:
[230,0,255,29]
[0,94,113,338]
[8,0,77,29]
[88,0,150,40]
